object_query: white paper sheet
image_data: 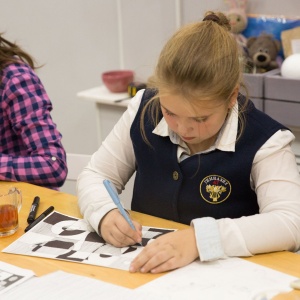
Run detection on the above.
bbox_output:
[0,257,297,299]
[0,261,35,295]
[1,270,132,300]
[128,257,297,300]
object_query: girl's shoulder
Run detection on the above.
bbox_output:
[2,61,34,78]
[0,61,38,89]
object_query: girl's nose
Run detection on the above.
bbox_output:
[177,121,192,136]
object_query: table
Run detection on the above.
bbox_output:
[0,181,300,298]
[0,181,186,289]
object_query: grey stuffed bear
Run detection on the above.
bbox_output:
[246,33,281,73]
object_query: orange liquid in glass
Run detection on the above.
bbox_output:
[0,204,18,233]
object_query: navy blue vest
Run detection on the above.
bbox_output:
[130,89,287,224]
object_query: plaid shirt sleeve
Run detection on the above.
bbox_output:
[0,63,68,189]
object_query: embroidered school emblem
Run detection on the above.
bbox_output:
[200,175,231,204]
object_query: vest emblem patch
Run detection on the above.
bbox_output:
[200,175,231,204]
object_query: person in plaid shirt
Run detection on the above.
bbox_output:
[0,34,67,189]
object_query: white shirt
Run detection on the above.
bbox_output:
[77,89,300,261]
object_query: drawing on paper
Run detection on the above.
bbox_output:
[0,262,35,295]
[0,271,23,291]
[2,211,175,271]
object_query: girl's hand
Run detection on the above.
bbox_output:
[129,228,199,273]
[99,209,142,247]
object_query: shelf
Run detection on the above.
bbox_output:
[77,86,130,107]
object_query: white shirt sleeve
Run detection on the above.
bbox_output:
[192,130,300,260]
[76,90,144,233]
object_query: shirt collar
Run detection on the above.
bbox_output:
[152,101,239,153]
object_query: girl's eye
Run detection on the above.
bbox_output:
[194,117,207,123]
[165,110,175,117]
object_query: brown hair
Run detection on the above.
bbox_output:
[141,11,248,144]
[0,33,36,70]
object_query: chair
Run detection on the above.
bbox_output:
[61,153,92,195]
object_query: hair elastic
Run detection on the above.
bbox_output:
[203,14,220,23]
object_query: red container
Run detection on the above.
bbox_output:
[102,70,134,93]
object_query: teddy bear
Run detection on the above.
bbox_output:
[224,0,250,72]
[246,33,281,73]
[224,0,248,49]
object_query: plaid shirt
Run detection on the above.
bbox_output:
[0,62,67,189]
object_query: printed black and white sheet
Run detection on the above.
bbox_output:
[0,262,35,295]
[2,211,175,271]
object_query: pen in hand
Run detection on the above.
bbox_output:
[27,196,40,224]
[24,206,54,232]
[103,179,136,230]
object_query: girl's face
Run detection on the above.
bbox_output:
[159,92,237,154]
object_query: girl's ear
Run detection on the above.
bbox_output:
[229,86,239,109]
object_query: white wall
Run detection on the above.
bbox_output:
[0,0,299,195]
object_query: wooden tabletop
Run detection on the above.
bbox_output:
[0,181,299,298]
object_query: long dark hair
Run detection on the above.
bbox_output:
[0,33,36,69]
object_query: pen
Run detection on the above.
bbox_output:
[27,196,40,224]
[103,179,136,230]
[24,206,54,232]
